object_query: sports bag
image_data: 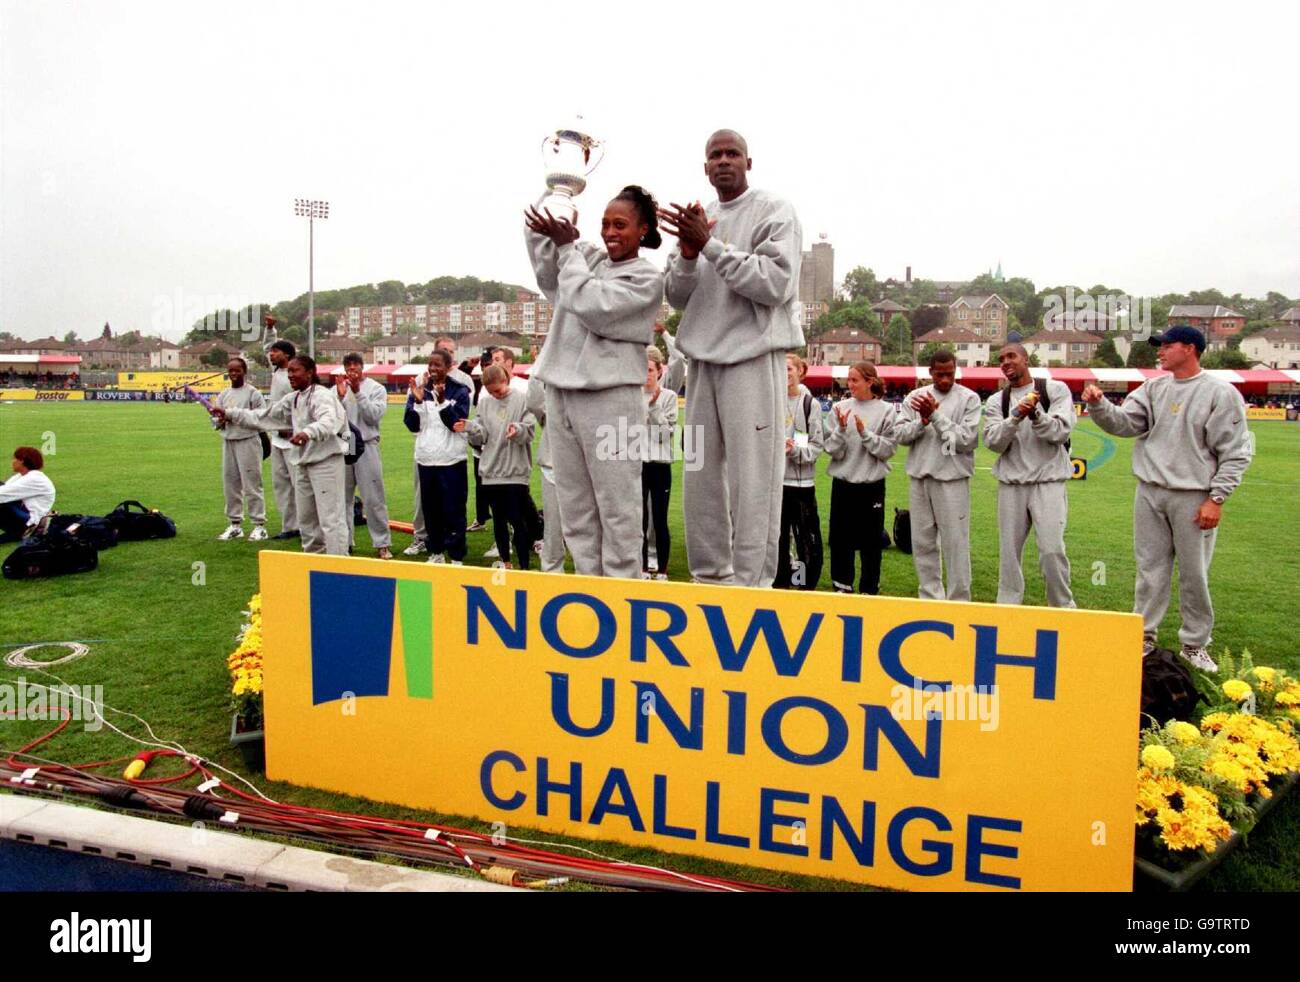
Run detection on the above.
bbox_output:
[105,500,177,541]
[892,508,912,554]
[46,513,119,550]
[1140,647,1203,727]
[3,527,99,579]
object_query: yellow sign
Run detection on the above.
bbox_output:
[118,371,227,393]
[1246,407,1287,421]
[261,554,1142,892]
[0,389,85,401]
[387,393,408,405]
[1070,457,1088,480]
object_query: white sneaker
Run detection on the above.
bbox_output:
[403,541,426,556]
[1180,645,1218,673]
[217,524,244,541]
[484,544,500,559]
[641,571,653,580]
[426,553,446,565]
[449,559,463,566]
[653,573,668,581]
[491,560,507,570]
[248,526,269,542]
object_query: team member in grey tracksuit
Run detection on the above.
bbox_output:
[775,353,825,590]
[825,362,897,595]
[524,186,664,579]
[526,373,567,573]
[266,341,300,539]
[642,346,678,578]
[983,344,1076,608]
[461,364,538,569]
[213,357,267,541]
[895,351,982,601]
[211,355,349,556]
[336,353,392,559]
[1082,326,1252,671]
[660,129,802,587]
[660,325,687,393]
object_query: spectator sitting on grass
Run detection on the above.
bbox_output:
[0,447,55,542]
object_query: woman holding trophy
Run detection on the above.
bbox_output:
[524,184,665,579]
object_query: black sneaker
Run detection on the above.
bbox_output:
[273,529,301,540]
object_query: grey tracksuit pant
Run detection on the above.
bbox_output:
[345,438,391,549]
[997,481,1075,608]
[683,352,786,588]
[222,437,265,526]
[269,445,298,532]
[1133,482,1218,647]
[411,460,426,546]
[909,476,971,601]
[545,384,643,579]
[293,455,348,556]
[540,465,566,573]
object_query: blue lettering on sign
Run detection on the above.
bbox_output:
[547,673,615,737]
[699,606,824,676]
[627,600,690,666]
[704,781,749,848]
[876,620,954,690]
[536,757,582,822]
[589,767,645,832]
[479,750,526,810]
[888,806,953,876]
[759,788,810,857]
[541,593,616,659]
[464,586,526,649]
[634,682,704,750]
[965,814,1022,889]
[862,705,942,777]
[652,774,696,840]
[972,625,1058,700]
[820,796,876,866]
[760,697,849,766]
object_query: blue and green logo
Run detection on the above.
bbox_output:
[309,571,433,705]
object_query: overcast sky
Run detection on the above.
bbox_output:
[1,0,1296,341]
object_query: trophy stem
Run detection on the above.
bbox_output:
[540,186,578,224]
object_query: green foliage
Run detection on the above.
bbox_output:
[63,331,79,344]
[200,348,229,368]
[916,341,955,366]
[665,311,682,332]
[811,302,882,339]
[842,266,879,301]
[1027,352,1041,367]
[1127,340,1158,368]
[1201,348,1252,369]
[1094,336,1124,367]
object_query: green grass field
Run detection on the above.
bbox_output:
[1,400,1297,891]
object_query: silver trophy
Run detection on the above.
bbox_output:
[540,120,603,224]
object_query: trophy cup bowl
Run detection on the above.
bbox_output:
[540,123,603,224]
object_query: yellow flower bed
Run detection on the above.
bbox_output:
[228,593,263,727]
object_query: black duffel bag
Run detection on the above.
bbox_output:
[3,527,99,579]
[1141,647,1203,728]
[47,513,119,550]
[105,500,177,541]
[892,507,912,554]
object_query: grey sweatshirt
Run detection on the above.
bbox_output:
[664,187,803,365]
[526,230,663,390]
[825,397,897,484]
[526,376,552,471]
[645,385,678,465]
[267,367,294,449]
[214,384,265,441]
[464,388,536,485]
[783,390,825,488]
[895,384,982,480]
[224,384,347,466]
[1087,372,1252,499]
[662,330,687,392]
[337,377,388,443]
[983,379,1074,484]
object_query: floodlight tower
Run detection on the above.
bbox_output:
[294,198,330,358]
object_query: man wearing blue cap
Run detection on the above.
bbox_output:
[1082,326,1253,672]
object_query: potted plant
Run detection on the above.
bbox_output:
[227,593,265,771]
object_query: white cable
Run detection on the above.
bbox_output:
[0,669,275,803]
[4,641,90,669]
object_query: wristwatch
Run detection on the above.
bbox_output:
[1210,494,1225,505]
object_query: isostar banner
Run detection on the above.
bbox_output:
[261,553,1142,891]
[0,389,85,401]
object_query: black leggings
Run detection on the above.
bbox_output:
[829,477,886,594]
[485,484,534,569]
[775,485,823,589]
[641,462,672,573]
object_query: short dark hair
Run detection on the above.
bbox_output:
[430,349,452,368]
[499,348,515,366]
[930,349,957,369]
[269,339,296,358]
[342,352,364,368]
[13,447,43,470]
[228,356,248,372]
